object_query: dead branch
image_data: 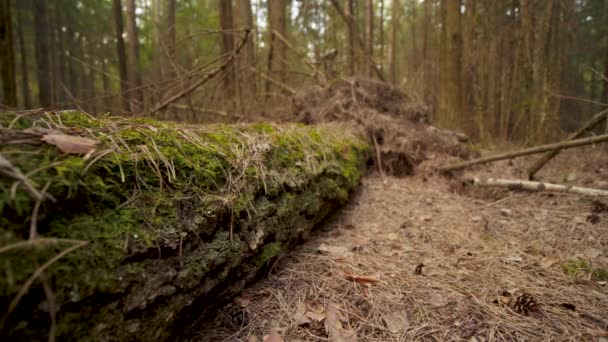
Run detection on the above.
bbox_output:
[441,133,608,172]
[469,177,608,197]
[329,0,385,81]
[251,67,296,95]
[271,29,327,84]
[527,109,608,180]
[146,29,251,116]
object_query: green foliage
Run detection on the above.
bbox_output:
[562,259,608,281]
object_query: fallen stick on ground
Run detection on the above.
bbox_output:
[469,177,608,197]
[440,133,608,172]
[527,109,608,180]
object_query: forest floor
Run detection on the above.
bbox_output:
[194,146,608,342]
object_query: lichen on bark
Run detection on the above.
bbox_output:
[0,111,369,341]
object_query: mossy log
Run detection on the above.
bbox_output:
[0,111,370,341]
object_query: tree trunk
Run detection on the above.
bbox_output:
[53,4,67,105]
[15,3,31,109]
[152,0,163,84]
[267,0,287,94]
[389,0,398,84]
[365,0,374,77]
[439,0,463,126]
[167,0,176,62]
[113,0,129,112]
[0,0,17,107]
[344,0,355,76]
[378,0,384,72]
[126,0,143,112]
[33,0,52,107]
[101,57,112,112]
[410,0,418,71]
[602,40,608,105]
[234,0,257,101]
[219,0,236,98]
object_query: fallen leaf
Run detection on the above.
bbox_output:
[343,273,380,284]
[41,134,99,154]
[318,243,352,258]
[325,304,357,342]
[293,302,311,326]
[263,328,284,342]
[386,233,398,241]
[584,248,603,259]
[305,310,326,322]
[383,310,410,333]
[234,296,251,308]
[248,336,258,342]
[429,292,443,307]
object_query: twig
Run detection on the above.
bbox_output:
[251,68,296,95]
[527,109,608,180]
[468,177,608,197]
[371,134,385,179]
[29,182,51,240]
[147,29,251,115]
[441,134,608,172]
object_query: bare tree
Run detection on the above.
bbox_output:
[365,0,374,77]
[33,0,52,107]
[0,0,17,107]
[167,0,176,62]
[439,0,463,126]
[113,0,129,111]
[344,0,356,75]
[126,0,143,112]
[267,0,287,93]
[234,0,256,99]
[219,0,236,98]
[14,1,31,108]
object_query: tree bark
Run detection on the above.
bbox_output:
[14,3,31,109]
[126,0,143,112]
[33,0,52,107]
[344,0,356,76]
[167,0,176,62]
[0,0,17,107]
[365,0,374,77]
[410,0,418,71]
[438,0,463,126]
[219,0,236,98]
[234,0,256,100]
[389,0,398,84]
[267,0,287,94]
[113,0,130,112]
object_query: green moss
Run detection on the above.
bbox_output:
[562,259,608,281]
[0,111,370,340]
[254,242,282,267]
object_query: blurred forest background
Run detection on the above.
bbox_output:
[1,0,607,144]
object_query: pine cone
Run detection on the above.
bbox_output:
[509,293,540,316]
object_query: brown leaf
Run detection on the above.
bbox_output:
[293,302,312,326]
[383,310,410,334]
[248,336,258,342]
[325,304,357,342]
[234,296,251,308]
[343,273,380,284]
[263,328,284,342]
[41,134,99,154]
[429,292,443,307]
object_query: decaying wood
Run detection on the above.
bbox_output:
[441,133,608,172]
[469,177,608,197]
[527,109,608,180]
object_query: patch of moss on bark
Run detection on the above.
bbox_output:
[0,111,369,341]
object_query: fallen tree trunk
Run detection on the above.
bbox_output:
[441,134,608,172]
[469,177,608,197]
[0,111,370,341]
[527,110,608,180]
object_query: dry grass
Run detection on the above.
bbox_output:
[195,147,608,341]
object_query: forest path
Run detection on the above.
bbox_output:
[196,153,608,342]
